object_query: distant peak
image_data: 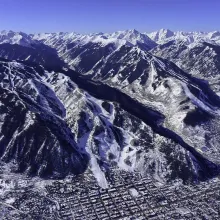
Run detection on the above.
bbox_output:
[0,30,14,34]
[94,32,104,36]
[124,29,140,35]
[159,28,174,34]
[157,29,174,39]
[208,31,220,39]
[130,29,139,33]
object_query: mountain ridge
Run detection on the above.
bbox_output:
[1,28,220,188]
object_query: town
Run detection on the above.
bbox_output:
[0,167,220,219]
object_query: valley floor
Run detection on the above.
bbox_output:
[0,166,220,219]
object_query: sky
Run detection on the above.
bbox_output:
[0,0,219,34]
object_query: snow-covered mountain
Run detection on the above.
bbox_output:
[151,38,220,96]
[1,29,220,188]
[0,31,65,69]
[33,29,157,49]
[105,29,157,48]
[0,59,88,178]
[67,43,220,165]
[0,30,38,47]
[1,57,219,188]
[31,29,157,71]
[147,29,220,45]
[147,29,175,43]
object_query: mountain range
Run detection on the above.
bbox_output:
[1,28,220,188]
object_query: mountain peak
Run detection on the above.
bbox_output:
[159,28,173,33]
[208,31,220,39]
[147,29,174,43]
[0,30,37,47]
[158,28,174,37]
[127,29,140,34]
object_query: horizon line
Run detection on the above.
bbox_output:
[0,28,219,35]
